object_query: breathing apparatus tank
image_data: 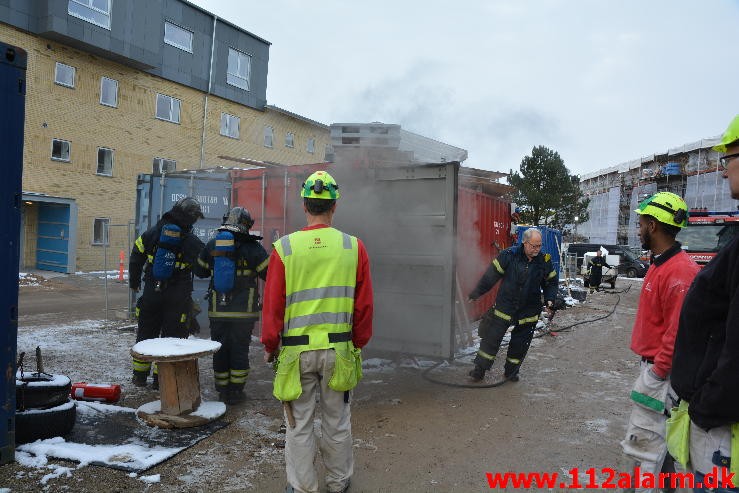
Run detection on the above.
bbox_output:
[152,223,182,291]
[213,229,236,305]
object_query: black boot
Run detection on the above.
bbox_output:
[229,389,247,404]
[151,373,159,390]
[468,365,485,382]
[132,371,147,387]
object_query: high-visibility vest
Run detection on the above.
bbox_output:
[274,227,358,350]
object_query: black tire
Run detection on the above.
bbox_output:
[16,372,71,411]
[15,398,77,444]
[626,268,637,278]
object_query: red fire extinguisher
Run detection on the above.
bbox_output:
[70,382,122,403]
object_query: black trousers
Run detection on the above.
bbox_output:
[135,281,191,342]
[473,306,537,376]
[210,318,256,391]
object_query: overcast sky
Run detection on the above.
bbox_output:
[191,0,739,176]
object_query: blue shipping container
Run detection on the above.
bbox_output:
[1,42,26,464]
[514,225,562,277]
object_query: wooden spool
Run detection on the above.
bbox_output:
[131,338,224,429]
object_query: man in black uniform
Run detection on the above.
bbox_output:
[129,197,205,388]
[468,228,558,382]
[587,249,611,292]
[195,207,269,404]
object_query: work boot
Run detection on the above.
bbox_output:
[468,365,485,382]
[131,372,147,387]
[217,388,229,403]
[228,389,247,404]
[504,369,520,382]
[151,373,159,390]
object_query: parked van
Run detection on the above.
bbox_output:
[566,243,648,278]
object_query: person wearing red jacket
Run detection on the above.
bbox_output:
[620,191,699,492]
[261,170,373,493]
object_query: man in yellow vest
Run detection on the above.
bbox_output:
[261,170,374,493]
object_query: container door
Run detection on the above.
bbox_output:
[1,41,26,465]
[36,203,70,273]
[328,163,460,358]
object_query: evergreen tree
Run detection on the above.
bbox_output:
[508,146,589,233]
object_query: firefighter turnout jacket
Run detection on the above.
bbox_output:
[194,231,270,318]
[129,215,204,291]
[469,245,558,323]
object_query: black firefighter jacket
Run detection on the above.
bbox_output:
[469,245,558,322]
[194,232,269,319]
[129,213,205,291]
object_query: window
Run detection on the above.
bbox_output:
[156,93,181,123]
[306,138,315,154]
[285,132,295,148]
[92,218,109,245]
[51,139,71,162]
[325,144,335,163]
[153,157,176,174]
[164,21,193,53]
[96,147,113,176]
[100,77,118,107]
[55,62,75,88]
[220,113,240,139]
[263,126,273,148]
[227,48,251,90]
[68,0,111,30]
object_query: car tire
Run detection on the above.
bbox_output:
[626,268,637,278]
[16,372,72,411]
[15,398,77,444]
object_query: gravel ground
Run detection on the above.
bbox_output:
[1,275,680,493]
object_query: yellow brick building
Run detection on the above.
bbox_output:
[1,1,330,272]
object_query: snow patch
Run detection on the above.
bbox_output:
[131,337,221,358]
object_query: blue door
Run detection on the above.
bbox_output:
[36,203,70,273]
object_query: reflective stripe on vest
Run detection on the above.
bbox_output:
[274,228,358,351]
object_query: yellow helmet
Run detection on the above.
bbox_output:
[713,115,739,153]
[634,191,688,228]
[301,170,340,200]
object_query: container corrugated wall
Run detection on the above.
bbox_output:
[457,188,512,320]
[1,42,27,464]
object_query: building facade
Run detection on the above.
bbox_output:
[578,137,738,246]
[1,0,331,272]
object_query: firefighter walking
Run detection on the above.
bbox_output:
[194,207,269,404]
[129,197,205,388]
[261,170,373,493]
[467,227,558,382]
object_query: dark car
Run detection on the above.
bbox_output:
[566,243,648,278]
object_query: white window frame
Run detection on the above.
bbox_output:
[155,93,181,123]
[220,113,240,139]
[285,132,295,148]
[227,48,251,91]
[96,147,114,176]
[51,138,71,162]
[307,138,315,154]
[92,217,110,245]
[164,21,193,53]
[263,126,274,148]
[100,76,118,107]
[54,62,76,88]
[68,0,111,30]
[153,157,177,174]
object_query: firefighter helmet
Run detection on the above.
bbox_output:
[171,197,204,226]
[222,206,254,235]
[634,191,688,228]
[713,115,739,153]
[301,170,340,200]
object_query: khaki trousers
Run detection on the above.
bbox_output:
[285,349,353,493]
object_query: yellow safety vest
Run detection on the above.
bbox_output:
[272,227,362,401]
